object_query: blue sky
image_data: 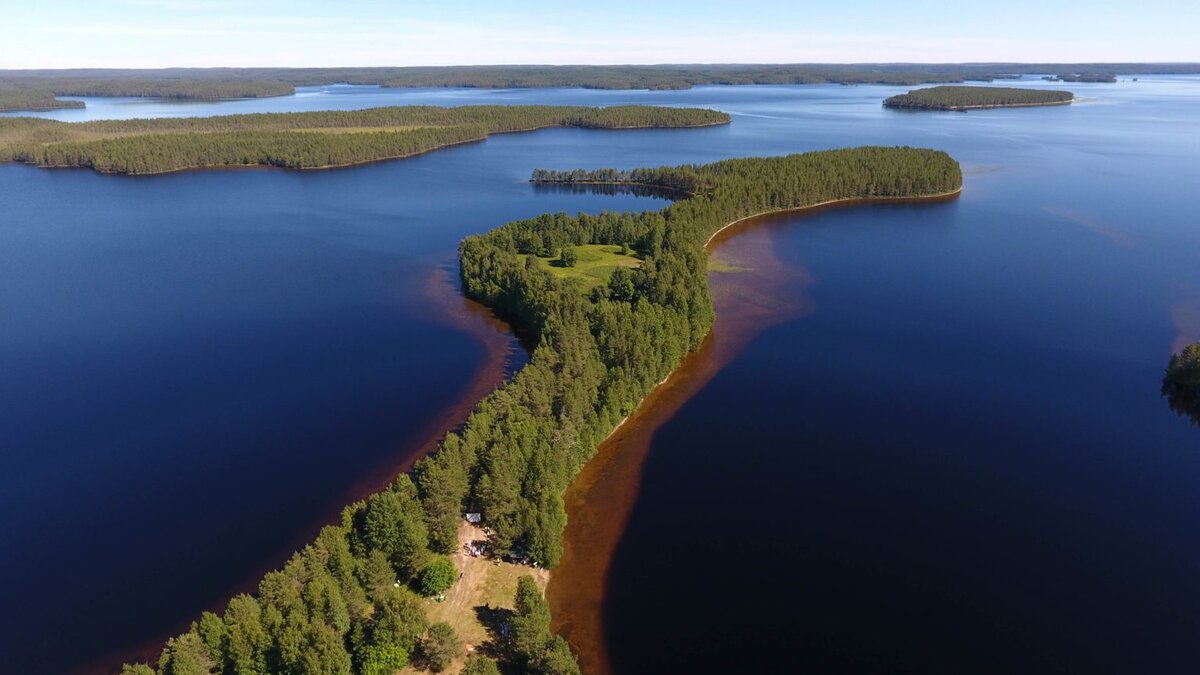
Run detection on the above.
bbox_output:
[1,0,1195,69]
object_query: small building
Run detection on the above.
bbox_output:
[465,512,483,524]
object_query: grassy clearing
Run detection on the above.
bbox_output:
[518,244,641,291]
[408,522,549,674]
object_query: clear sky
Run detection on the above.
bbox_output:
[1,0,1195,69]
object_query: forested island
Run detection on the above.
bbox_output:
[122,146,961,675]
[0,105,729,174]
[884,85,1074,111]
[1163,342,1200,425]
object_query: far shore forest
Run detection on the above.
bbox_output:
[0,63,1193,112]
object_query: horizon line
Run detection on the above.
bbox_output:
[2,61,1199,72]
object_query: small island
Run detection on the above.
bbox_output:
[1163,342,1200,425]
[883,85,1074,111]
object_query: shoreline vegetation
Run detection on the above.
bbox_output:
[883,85,1074,111]
[0,63,1195,112]
[0,105,730,175]
[125,145,961,675]
[1163,342,1200,425]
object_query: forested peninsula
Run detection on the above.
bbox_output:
[0,105,729,174]
[884,86,1074,111]
[0,88,85,112]
[125,146,961,675]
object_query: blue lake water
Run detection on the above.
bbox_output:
[1,77,1198,672]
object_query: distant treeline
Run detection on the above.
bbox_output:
[126,146,961,675]
[1163,342,1200,426]
[1,63,1194,111]
[0,105,730,174]
[0,87,85,112]
[884,86,1074,111]
[0,74,294,104]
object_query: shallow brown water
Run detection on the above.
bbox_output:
[547,212,814,674]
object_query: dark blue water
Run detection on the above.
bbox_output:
[0,136,670,673]
[1,76,1197,672]
[600,84,1200,672]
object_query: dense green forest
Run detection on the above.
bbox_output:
[1,63,1193,110]
[127,146,960,675]
[883,86,1074,110]
[1163,342,1200,425]
[0,88,85,112]
[0,74,293,104]
[0,105,729,174]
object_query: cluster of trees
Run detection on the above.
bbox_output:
[124,146,960,674]
[0,105,730,174]
[0,87,84,112]
[884,86,1074,110]
[1163,342,1200,426]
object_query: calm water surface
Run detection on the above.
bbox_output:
[1,77,1198,672]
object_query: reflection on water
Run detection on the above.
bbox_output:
[1161,380,1200,426]
[530,182,683,201]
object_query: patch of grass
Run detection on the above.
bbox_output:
[411,523,549,673]
[519,244,641,291]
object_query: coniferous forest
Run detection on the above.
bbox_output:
[0,106,730,174]
[127,146,961,675]
[883,86,1074,111]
